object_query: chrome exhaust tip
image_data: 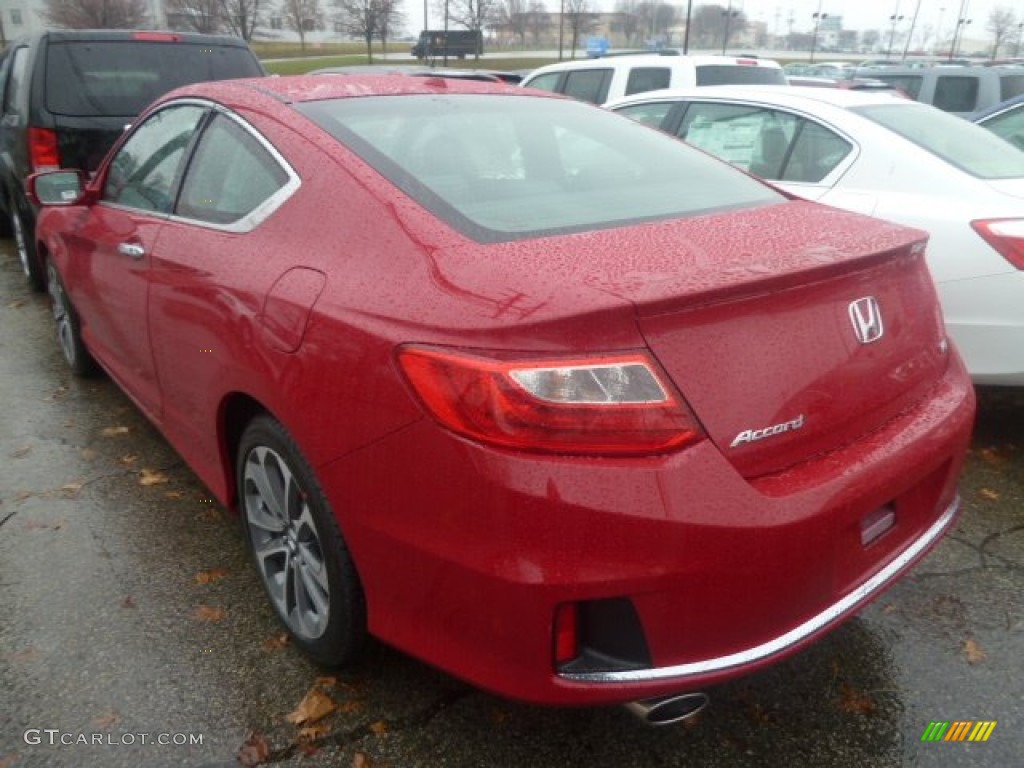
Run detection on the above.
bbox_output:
[624,692,709,726]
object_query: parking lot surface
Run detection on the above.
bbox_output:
[1,240,1022,767]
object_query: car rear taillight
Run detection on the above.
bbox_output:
[397,346,704,455]
[972,219,1024,269]
[29,128,60,172]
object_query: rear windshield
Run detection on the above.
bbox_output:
[45,41,263,117]
[696,65,786,86]
[298,94,783,243]
[852,102,1024,179]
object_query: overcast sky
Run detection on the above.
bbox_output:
[414,1,1011,40]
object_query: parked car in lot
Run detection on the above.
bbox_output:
[29,74,974,721]
[973,93,1024,149]
[520,52,786,105]
[857,65,1024,116]
[608,85,1024,386]
[0,29,265,291]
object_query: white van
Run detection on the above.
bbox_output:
[520,53,786,106]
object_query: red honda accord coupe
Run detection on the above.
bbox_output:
[29,75,974,724]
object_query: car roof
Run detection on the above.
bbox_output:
[15,29,253,46]
[525,53,781,77]
[160,73,538,108]
[607,84,909,111]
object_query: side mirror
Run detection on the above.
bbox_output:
[27,170,90,207]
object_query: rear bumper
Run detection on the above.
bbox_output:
[324,354,975,705]
[562,494,958,685]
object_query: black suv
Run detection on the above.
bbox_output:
[0,30,265,290]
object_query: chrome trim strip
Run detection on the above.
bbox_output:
[560,496,959,684]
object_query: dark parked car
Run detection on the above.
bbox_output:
[29,74,973,722]
[859,65,1024,117]
[0,29,265,290]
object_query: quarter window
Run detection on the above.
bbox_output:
[177,114,289,225]
[616,101,675,129]
[625,67,671,96]
[103,105,207,213]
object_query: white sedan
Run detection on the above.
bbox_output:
[608,85,1024,386]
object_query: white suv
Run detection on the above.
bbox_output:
[520,53,786,106]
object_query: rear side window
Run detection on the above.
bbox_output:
[177,114,289,226]
[695,65,786,86]
[625,67,671,96]
[1001,75,1024,102]
[523,72,561,93]
[562,69,611,104]
[615,101,675,129]
[933,76,979,112]
[45,41,262,117]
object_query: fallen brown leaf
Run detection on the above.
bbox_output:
[118,454,138,465]
[11,446,31,459]
[297,723,330,742]
[285,687,337,726]
[195,568,228,585]
[60,482,84,497]
[193,604,226,622]
[101,426,130,437]
[122,596,136,609]
[13,491,34,502]
[315,676,338,687]
[6,298,26,308]
[0,753,19,768]
[369,720,388,736]
[979,447,1006,466]
[963,638,987,664]
[262,633,291,652]
[882,603,898,615]
[353,752,375,768]
[979,488,1000,501]
[8,647,41,664]
[838,683,877,715]
[236,731,271,767]
[45,386,69,402]
[338,700,364,715]
[138,468,169,486]
[165,490,184,500]
[92,710,121,728]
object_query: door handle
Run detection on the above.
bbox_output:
[117,242,145,259]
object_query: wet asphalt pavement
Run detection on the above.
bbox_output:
[1,237,1022,768]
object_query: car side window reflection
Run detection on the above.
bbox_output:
[616,101,674,129]
[104,105,206,213]
[176,114,288,226]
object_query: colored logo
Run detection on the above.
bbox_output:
[921,721,997,742]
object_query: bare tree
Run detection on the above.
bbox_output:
[166,0,223,33]
[526,1,547,45]
[498,0,530,45]
[281,0,324,49]
[690,3,746,49]
[42,0,150,29]
[220,0,263,41]
[375,0,404,52]
[614,0,641,46]
[564,0,597,58]
[987,6,1018,59]
[438,0,499,41]
[335,0,380,61]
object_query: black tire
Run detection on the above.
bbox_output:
[11,196,45,292]
[47,261,98,377]
[237,415,367,666]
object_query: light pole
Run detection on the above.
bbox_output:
[721,1,739,55]
[887,4,904,58]
[901,0,922,62]
[949,0,969,61]
[809,1,826,64]
[683,0,693,54]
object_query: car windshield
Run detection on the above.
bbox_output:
[45,41,263,117]
[851,102,1024,179]
[297,94,783,242]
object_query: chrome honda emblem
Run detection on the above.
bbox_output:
[849,296,884,344]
